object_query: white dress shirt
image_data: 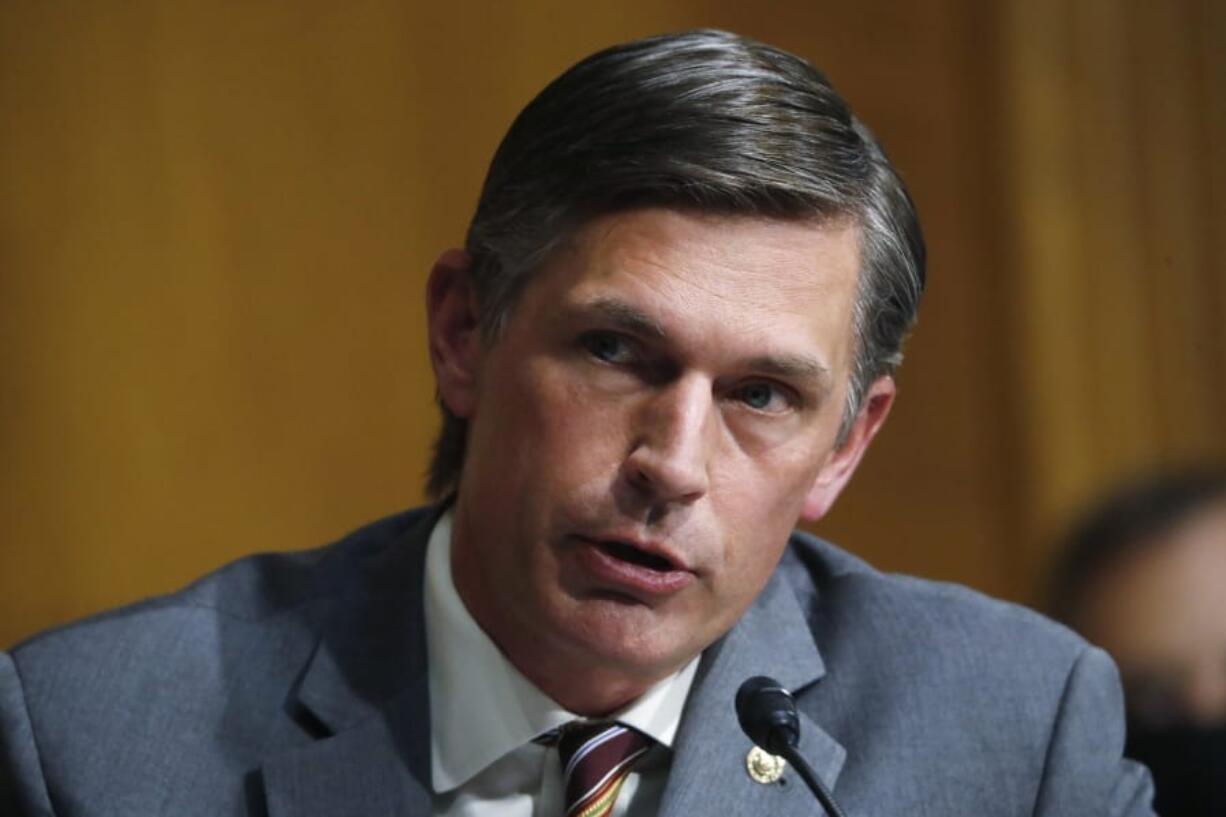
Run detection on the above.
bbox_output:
[424,512,699,817]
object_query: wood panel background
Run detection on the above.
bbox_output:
[3,0,1223,647]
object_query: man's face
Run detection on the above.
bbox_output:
[430,207,892,711]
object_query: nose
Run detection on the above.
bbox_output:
[622,376,713,507]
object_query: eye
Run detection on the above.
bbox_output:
[731,381,792,413]
[581,331,635,365]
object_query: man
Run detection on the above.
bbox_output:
[1,29,1153,816]
[1050,466,1226,816]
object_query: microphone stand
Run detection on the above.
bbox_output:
[776,744,847,817]
[736,675,849,817]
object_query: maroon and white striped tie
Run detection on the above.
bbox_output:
[555,722,652,817]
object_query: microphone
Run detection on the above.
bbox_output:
[735,676,848,817]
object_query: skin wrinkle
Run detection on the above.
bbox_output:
[593,213,857,315]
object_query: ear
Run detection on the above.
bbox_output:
[800,375,896,521]
[426,249,482,418]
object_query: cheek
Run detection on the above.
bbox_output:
[540,358,637,435]
[482,361,629,491]
[707,461,819,579]
[726,523,793,581]
[714,448,823,524]
[704,527,790,629]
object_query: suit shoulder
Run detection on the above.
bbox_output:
[782,529,1088,671]
[1,507,437,811]
[779,538,1147,812]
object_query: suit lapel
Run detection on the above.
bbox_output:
[259,508,442,817]
[659,562,846,817]
[255,509,842,816]
[262,677,433,817]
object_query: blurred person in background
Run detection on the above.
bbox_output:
[1050,465,1226,816]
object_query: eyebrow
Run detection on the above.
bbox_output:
[581,297,668,340]
[744,354,831,391]
[577,296,832,392]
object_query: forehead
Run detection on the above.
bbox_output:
[520,207,862,362]
[568,207,859,297]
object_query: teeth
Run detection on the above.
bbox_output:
[601,541,673,571]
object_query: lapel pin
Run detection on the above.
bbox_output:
[745,745,787,784]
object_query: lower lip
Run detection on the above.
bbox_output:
[573,538,694,597]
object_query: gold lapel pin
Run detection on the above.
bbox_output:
[745,745,787,784]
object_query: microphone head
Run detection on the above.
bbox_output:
[735,675,800,754]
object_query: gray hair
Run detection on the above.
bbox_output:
[427,29,925,498]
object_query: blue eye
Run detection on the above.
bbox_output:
[582,332,633,364]
[732,382,795,413]
[738,383,775,409]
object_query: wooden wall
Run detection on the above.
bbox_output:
[3,0,1222,647]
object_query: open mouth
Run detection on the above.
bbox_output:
[596,540,677,572]
[574,534,695,595]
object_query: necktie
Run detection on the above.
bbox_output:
[556,722,652,817]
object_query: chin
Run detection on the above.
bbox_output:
[554,603,700,678]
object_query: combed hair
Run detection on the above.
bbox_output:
[427,29,926,498]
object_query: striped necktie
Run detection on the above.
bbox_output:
[556,722,652,817]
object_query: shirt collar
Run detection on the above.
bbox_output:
[424,510,699,793]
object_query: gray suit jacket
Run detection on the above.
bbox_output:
[1,506,1153,815]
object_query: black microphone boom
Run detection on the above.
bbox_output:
[734,676,849,817]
